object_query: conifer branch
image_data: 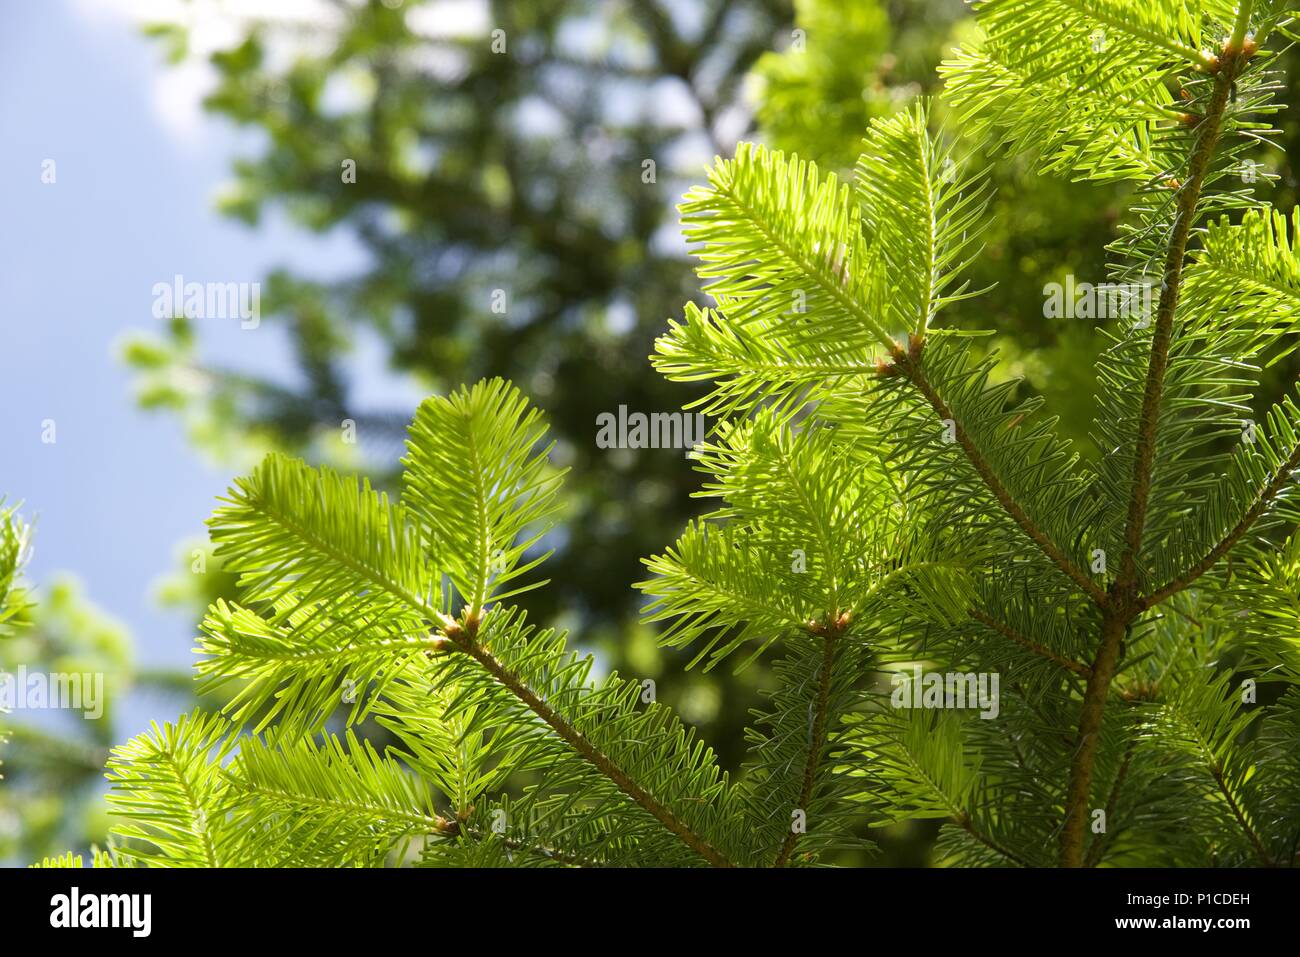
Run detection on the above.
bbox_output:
[250,486,434,619]
[1209,759,1274,866]
[954,812,1034,868]
[45,0,1300,872]
[1062,26,1253,867]
[773,620,842,867]
[441,615,736,868]
[971,608,1093,677]
[1010,680,1077,748]
[237,783,457,841]
[1060,614,1131,867]
[169,750,222,869]
[1143,441,1300,608]
[446,820,605,868]
[1084,737,1135,867]
[895,352,1108,606]
[1116,27,1252,607]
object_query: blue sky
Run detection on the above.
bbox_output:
[0,1,418,735]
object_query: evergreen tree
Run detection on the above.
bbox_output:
[34,0,1300,867]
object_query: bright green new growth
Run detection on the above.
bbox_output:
[0,505,30,642]
[34,0,1300,868]
[43,370,971,869]
[652,0,1300,868]
[655,0,1300,868]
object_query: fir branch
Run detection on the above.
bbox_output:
[1061,24,1255,868]
[1151,667,1276,866]
[1209,759,1275,866]
[772,621,841,867]
[954,812,1034,868]
[973,0,1218,73]
[237,783,454,838]
[443,617,736,868]
[894,351,1108,606]
[105,712,238,868]
[40,0,1300,872]
[446,823,606,869]
[1144,440,1300,607]
[1116,49,1250,608]
[403,378,565,616]
[1084,736,1136,867]
[1060,614,1132,867]
[971,608,1093,677]
[0,503,31,639]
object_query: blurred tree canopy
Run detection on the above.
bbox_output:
[128,0,809,768]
